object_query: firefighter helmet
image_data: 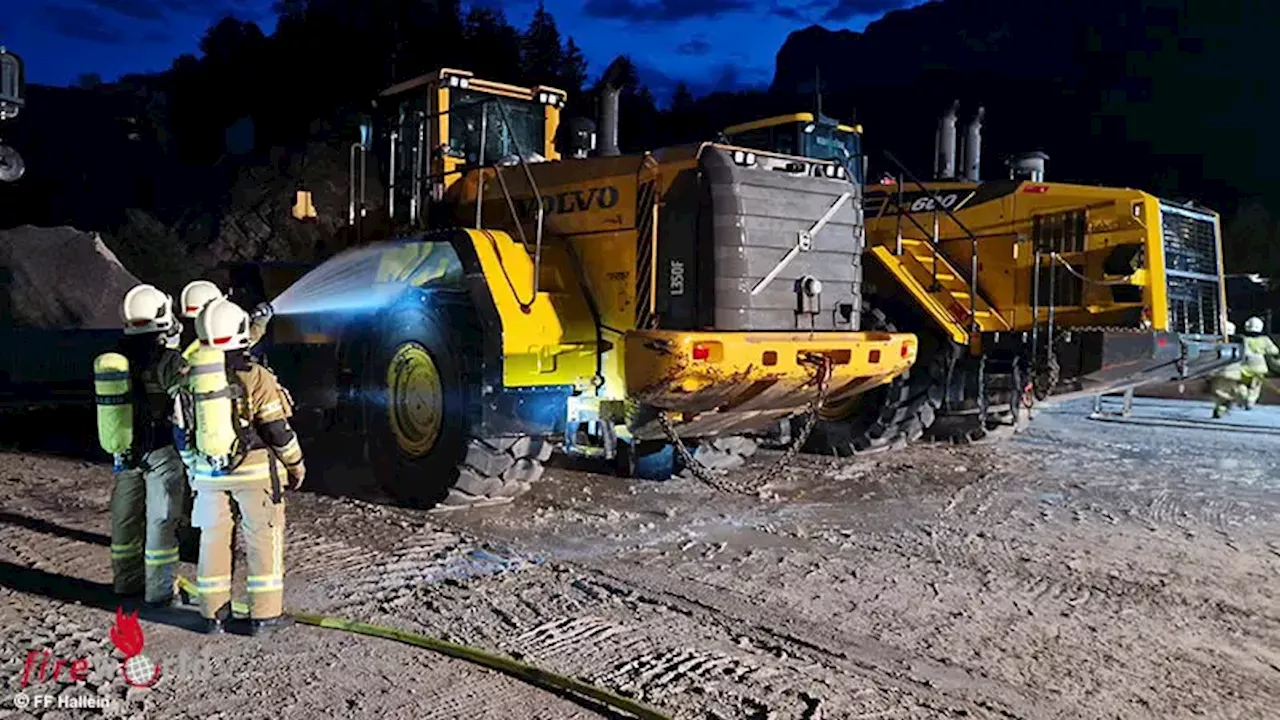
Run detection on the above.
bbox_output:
[1225,320,1237,336]
[195,298,251,350]
[1244,316,1264,334]
[180,280,224,319]
[120,284,176,336]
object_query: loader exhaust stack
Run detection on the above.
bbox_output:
[934,100,959,180]
[598,59,626,158]
[961,106,984,182]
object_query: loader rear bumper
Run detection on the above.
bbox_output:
[624,329,917,438]
[1057,331,1241,398]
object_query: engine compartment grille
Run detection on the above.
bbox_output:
[1160,202,1222,335]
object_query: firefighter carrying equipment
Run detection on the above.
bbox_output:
[180,280,224,320]
[185,298,305,622]
[102,327,189,604]
[121,284,177,336]
[94,352,133,470]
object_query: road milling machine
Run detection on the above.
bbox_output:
[247,67,918,509]
[720,104,1241,453]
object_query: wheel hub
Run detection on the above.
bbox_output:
[386,342,444,457]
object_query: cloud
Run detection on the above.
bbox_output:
[40,4,129,44]
[582,0,754,23]
[87,0,166,21]
[36,0,265,45]
[676,35,712,56]
[821,0,911,22]
[767,0,830,22]
[634,58,768,105]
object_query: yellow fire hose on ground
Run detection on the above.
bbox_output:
[175,576,671,720]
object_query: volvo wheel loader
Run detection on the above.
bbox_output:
[721,105,1241,453]
[243,68,918,510]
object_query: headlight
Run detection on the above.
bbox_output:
[745,152,756,165]
[458,78,470,89]
[447,76,459,87]
[539,92,548,104]
[835,165,846,178]
[825,165,838,178]
[733,150,746,164]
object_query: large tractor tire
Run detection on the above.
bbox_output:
[926,359,1030,445]
[805,307,954,456]
[364,299,550,511]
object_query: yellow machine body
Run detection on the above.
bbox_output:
[267,69,919,443]
[93,352,133,457]
[723,114,1230,349]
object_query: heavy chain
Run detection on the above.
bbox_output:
[656,353,833,496]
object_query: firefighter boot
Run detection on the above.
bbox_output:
[249,615,295,636]
[204,602,230,635]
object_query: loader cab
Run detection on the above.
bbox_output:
[380,69,566,229]
[722,113,865,185]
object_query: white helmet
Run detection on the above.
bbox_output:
[180,280,224,319]
[1225,320,1237,336]
[121,284,176,336]
[1244,316,1264,334]
[195,297,252,350]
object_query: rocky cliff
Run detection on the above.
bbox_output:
[771,0,1279,254]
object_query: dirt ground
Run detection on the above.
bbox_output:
[1,396,1278,720]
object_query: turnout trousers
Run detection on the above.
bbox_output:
[109,446,186,603]
[191,484,286,620]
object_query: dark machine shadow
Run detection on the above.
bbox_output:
[0,406,103,461]
[0,560,210,632]
[0,511,110,547]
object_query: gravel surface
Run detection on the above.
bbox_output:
[1,396,1278,719]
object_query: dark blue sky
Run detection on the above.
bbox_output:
[6,0,919,101]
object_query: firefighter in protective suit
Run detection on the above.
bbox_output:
[186,298,305,635]
[1240,316,1280,409]
[175,281,274,466]
[97,284,188,606]
[178,280,271,362]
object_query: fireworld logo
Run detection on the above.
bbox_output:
[19,607,162,692]
[110,608,161,688]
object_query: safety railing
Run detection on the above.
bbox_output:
[878,150,988,336]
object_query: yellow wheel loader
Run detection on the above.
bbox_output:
[721,105,1241,452]
[242,68,917,509]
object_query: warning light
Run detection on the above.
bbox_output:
[900,342,910,358]
[869,349,881,363]
[692,343,711,361]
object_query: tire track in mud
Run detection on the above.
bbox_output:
[286,525,534,614]
[566,562,1045,720]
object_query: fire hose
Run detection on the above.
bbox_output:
[174,576,671,720]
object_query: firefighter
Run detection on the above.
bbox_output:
[98,284,188,606]
[1240,316,1280,410]
[178,281,271,361]
[186,298,305,635]
[179,280,224,361]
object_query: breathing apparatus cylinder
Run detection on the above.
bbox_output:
[93,353,133,471]
[188,345,239,471]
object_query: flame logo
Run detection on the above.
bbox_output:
[110,607,162,688]
[110,608,145,658]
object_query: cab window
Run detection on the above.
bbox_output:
[448,89,546,166]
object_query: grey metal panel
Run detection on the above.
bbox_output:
[700,146,863,331]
